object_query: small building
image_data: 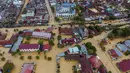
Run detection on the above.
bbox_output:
[67,47,80,54]
[117,59,130,72]
[59,27,73,35]
[43,44,51,51]
[124,40,130,48]
[116,43,129,53]
[19,44,40,52]
[98,66,107,73]
[88,56,102,69]
[59,38,77,45]
[32,31,52,39]
[108,48,123,60]
[20,63,35,73]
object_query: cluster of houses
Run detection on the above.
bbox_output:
[80,0,130,21]
[0,28,53,53]
[58,26,101,46]
[19,0,49,25]
[108,40,130,72]
[108,40,130,60]
[57,44,108,73]
[10,29,53,52]
[52,0,130,21]
[0,0,24,25]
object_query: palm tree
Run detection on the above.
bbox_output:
[47,57,52,61]
[19,56,24,60]
[28,56,32,60]
[1,57,5,61]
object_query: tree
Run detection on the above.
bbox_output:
[18,31,23,35]
[5,29,8,32]
[38,40,43,44]
[47,57,52,61]
[107,71,112,73]
[51,6,55,13]
[49,40,54,46]
[57,35,62,40]
[1,57,5,61]
[28,56,32,60]
[75,44,81,50]
[85,42,92,48]
[36,55,40,60]
[26,36,31,40]
[0,53,3,56]
[55,17,61,22]
[19,56,24,60]
[88,49,94,55]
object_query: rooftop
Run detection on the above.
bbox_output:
[20,63,34,73]
[117,59,130,72]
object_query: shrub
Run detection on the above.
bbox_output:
[57,35,62,40]
[26,36,31,40]
[38,40,43,44]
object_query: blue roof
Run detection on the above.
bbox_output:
[124,40,130,47]
[81,45,89,56]
[11,36,23,52]
[116,43,128,52]
[62,3,76,8]
[114,48,123,57]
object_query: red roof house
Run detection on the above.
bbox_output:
[43,44,51,51]
[108,49,118,58]
[117,59,130,72]
[88,56,102,68]
[34,29,41,32]
[98,66,107,73]
[19,44,40,52]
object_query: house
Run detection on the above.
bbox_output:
[32,31,52,39]
[88,56,102,68]
[80,44,89,57]
[65,54,93,73]
[11,36,23,52]
[98,66,107,73]
[0,40,12,47]
[43,44,51,51]
[108,48,123,60]
[116,43,129,53]
[117,59,130,72]
[59,27,73,35]
[67,47,80,54]
[20,63,35,73]
[19,44,40,52]
[59,38,78,45]
[124,40,130,48]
